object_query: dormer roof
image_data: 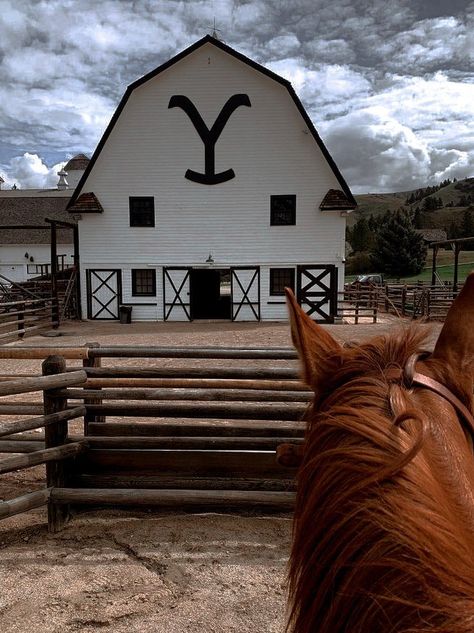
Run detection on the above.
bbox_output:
[320,189,357,211]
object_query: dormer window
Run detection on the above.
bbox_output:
[270,195,296,225]
[129,197,155,227]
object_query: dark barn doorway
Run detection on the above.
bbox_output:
[190,268,231,319]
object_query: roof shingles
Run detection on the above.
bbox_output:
[0,195,75,243]
[320,189,357,211]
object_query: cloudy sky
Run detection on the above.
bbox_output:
[0,0,473,193]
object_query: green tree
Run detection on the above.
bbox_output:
[370,211,427,278]
[348,217,373,252]
[461,208,474,237]
[412,206,423,228]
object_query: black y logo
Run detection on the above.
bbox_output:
[168,94,251,185]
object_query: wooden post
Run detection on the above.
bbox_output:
[82,342,104,434]
[73,224,81,319]
[453,243,461,294]
[50,222,59,328]
[17,302,25,339]
[42,354,69,532]
[401,286,407,316]
[431,245,438,286]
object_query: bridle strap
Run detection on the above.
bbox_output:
[412,371,474,440]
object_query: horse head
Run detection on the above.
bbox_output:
[285,273,474,633]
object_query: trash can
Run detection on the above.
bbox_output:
[119,305,132,324]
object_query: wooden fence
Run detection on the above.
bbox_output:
[0,297,59,342]
[0,345,304,532]
[338,288,378,323]
[381,283,461,320]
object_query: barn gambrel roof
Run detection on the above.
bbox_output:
[68,35,356,210]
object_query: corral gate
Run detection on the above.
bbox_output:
[86,269,122,320]
[297,264,337,323]
[163,267,191,321]
[231,266,260,321]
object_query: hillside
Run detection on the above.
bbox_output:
[351,177,474,231]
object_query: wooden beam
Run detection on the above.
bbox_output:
[89,346,297,360]
[62,387,311,403]
[85,435,303,451]
[0,489,51,520]
[0,440,45,453]
[88,420,305,437]
[83,449,294,476]
[83,378,307,391]
[0,347,89,359]
[0,406,86,438]
[85,401,306,420]
[0,370,87,397]
[83,366,299,379]
[73,474,295,492]
[0,441,85,474]
[50,488,296,510]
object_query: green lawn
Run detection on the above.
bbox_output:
[398,262,474,283]
[345,254,474,285]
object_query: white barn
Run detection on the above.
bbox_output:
[0,155,89,284]
[68,36,356,323]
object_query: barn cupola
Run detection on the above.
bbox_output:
[63,154,90,189]
[57,169,68,190]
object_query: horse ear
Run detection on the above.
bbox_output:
[432,272,474,376]
[285,287,342,389]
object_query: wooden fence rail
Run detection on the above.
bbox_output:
[379,283,461,320]
[0,296,59,342]
[0,345,303,532]
[0,360,91,528]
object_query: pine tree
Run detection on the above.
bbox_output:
[448,218,460,240]
[348,217,373,252]
[413,206,423,228]
[461,208,474,238]
[370,211,427,278]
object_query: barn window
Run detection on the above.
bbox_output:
[270,268,295,296]
[270,195,296,225]
[129,197,155,227]
[132,269,156,296]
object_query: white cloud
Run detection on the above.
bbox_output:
[0,0,472,193]
[323,106,474,193]
[0,153,65,189]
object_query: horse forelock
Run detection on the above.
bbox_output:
[288,324,474,633]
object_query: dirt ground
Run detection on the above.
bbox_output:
[0,317,443,633]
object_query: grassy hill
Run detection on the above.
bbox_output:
[350,177,474,231]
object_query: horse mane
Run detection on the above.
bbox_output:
[288,324,474,633]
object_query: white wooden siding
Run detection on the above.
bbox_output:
[77,42,348,320]
[0,244,74,283]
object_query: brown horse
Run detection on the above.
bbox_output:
[284,273,474,633]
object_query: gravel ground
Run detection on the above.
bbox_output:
[0,317,442,633]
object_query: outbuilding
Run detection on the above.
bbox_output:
[68,35,356,322]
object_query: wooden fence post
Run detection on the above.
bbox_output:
[17,302,25,339]
[83,342,104,434]
[42,354,69,533]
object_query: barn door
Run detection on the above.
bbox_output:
[163,267,191,321]
[86,269,122,320]
[297,265,337,323]
[231,267,260,321]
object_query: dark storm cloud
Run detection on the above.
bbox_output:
[0,0,472,192]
